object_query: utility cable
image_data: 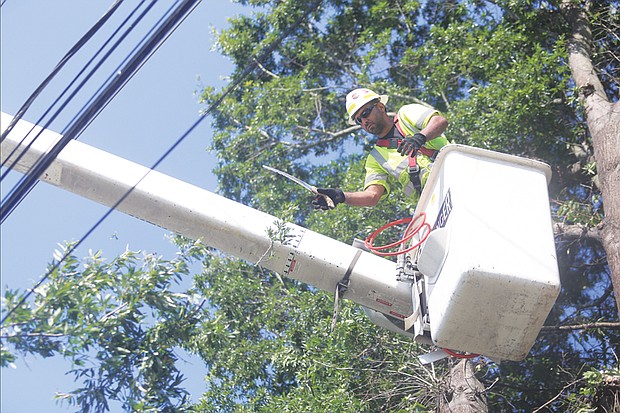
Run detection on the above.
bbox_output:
[1,0,156,183]
[0,0,200,224]
[0,0,125,144]
[1,0,323,329]
[0,0,152,240]
[0,0,157,187]
[0,0,150,175]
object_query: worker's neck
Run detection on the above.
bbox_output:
[376,121,395,138]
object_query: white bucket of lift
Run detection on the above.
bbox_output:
[414,145,561,361]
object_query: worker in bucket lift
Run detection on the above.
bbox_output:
[312,88,449,210]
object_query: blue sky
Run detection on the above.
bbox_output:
[1,1,247,411]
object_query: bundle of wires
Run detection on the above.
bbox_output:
[1,0,203,224]
[1,0,323,325]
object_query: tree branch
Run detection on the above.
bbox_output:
[253,58,280,79]
[294,124,360,142]
[1,332,66,339]
[532,377,585,413]
[561,0,620,316]
[561,0,607,101]
[540,321,620,332]
[553,221,603,243]
[386,91,433,107]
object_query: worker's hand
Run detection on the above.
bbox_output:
[312,188,345,210]
[397,133,427,157]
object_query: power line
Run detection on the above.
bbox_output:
[0,0,201,224]
[0,0,125,145]
[2,0,324,327]
[0,0,150,175]
[0,0,160,188]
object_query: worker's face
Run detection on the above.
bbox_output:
[355,101,388,136]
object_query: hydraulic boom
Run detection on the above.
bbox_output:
[2,112,562,362]
[0,112,414,320]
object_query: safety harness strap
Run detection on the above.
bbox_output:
[375,137,438,160]
[408,158,422,194]
[372,115,437,194]
[376,113,439,159]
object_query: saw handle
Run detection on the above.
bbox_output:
[312,187,337,209]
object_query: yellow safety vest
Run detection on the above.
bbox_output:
[364,104,449,201]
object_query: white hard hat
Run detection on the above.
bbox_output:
[345,88,389,125]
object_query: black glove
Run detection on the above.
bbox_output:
[311,188,345,210]
[397,132,427,156]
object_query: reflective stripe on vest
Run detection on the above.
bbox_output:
[372,115,434,194]
[368,147,417,197]
[414,108,437,130]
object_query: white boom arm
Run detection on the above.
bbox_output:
[0,112,414,319]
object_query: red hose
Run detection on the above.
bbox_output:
[366,215,481,359]
[367,215,481,358]
[442,348,479,359]
[364,212,431,257]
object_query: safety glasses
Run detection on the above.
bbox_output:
[355,101,378,125]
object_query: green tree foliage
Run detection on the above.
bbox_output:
[3,0,619,412]
[185,251,439,412]
[199,0,619,411]
[2,243,203,412]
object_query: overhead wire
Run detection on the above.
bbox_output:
[0,0,172,203]
[1,0,324,325]
[0,0,199,224]
[0,0,150,175]
[0,0,156,227]
[0,0,125,145]
[1,0,203,322]
[0,0,152,206]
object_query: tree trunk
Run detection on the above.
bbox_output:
[562,0,620,315]
[438,359,488,412]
